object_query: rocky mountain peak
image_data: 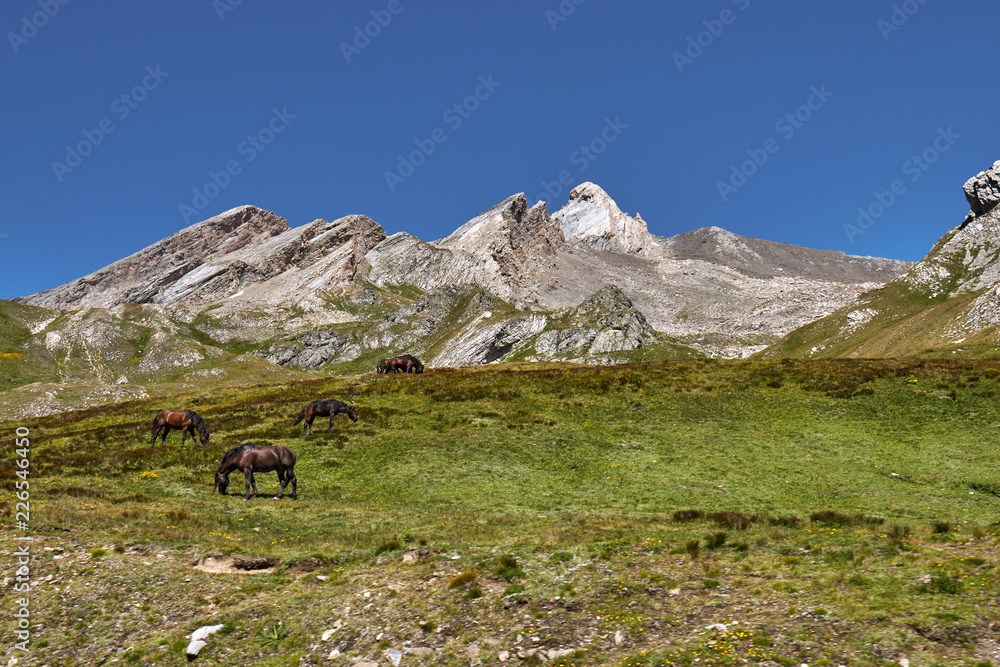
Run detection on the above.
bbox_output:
[435,193,563,257]
[964,160,1000,219]
[554,182,652,255]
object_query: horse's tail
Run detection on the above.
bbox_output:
[293,407,305,425]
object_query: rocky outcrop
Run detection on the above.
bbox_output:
[531,286,662,359]
[431,313,548,368]
[554,182,652,255]
[964,160,1000,219]
[265,329,347,369]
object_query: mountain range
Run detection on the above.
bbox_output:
[9,160,1000,418]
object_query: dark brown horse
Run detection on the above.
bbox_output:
[214,443,297,500]
[151,409,209,448]
[293,399,358,436]
[376,354,424,374]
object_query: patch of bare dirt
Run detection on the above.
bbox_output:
[192,554,279,574]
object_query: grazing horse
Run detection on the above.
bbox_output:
[214,443,297,500]
[151,409,209,448]
[375,354,424,374]
[293,399,358,436]
[396,354,424,374]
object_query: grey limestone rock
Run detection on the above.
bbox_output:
[964,160,1000,218]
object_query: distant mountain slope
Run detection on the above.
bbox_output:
[760,160,1000,359]
[665,226,910,282]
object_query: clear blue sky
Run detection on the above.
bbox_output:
[2,0,999,299]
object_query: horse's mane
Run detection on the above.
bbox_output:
[186,410,207,428]
[218,442,257,466]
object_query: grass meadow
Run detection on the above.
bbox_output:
[3,359,1000,666]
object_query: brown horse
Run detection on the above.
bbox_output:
[214,443,297,500]
[293,399,357,436]
[375,354,424,374]
[151,409,209,448]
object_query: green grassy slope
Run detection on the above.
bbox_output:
[3,360,1000,665]
[760,214,1000,360]
[0,300,59,390]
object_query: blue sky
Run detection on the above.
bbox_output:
[2,0,999,299]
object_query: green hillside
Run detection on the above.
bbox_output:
[760,214,1000,360]
[0,299,59,390]
[3,359,1000,665]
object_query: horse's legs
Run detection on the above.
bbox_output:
[328,413,336,432]
[275,468,286,499]
[159,426,170,446]
[151,423,160,445]
[306,415,315,436]
[180,426,188,449]
[243,469,258,500]
[289,467,297,499]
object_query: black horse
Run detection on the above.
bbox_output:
[293,399,358,436]
[151,409,209,448]
[214,443,297,500]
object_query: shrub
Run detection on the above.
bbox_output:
[257,621,288,647]
[493,555,525,580]
[449,570,479,589]
[769,515,802,528]
[924,573,963,595]
[887,524,911,540]
[810,511,883,527]
[704,532,727,549]
[502,584,526,597]
[671,509,705,522]
[374,539,402,555]
[710,511,760,530]
[931,521,951,534]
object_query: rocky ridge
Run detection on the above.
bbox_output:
[8,182,917,394]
